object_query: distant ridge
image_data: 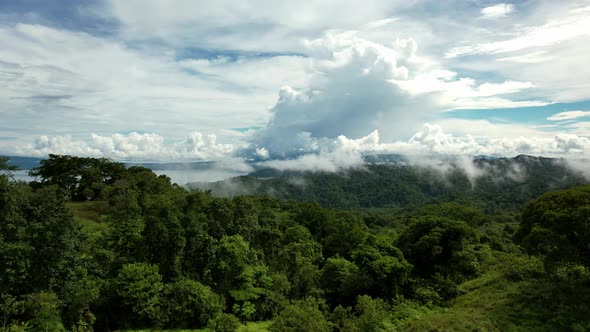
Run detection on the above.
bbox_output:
[190,155,589,211]
[1,156,42,170]
[125,161,216,171]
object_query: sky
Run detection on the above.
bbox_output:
[1,0,590,169]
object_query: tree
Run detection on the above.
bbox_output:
[231,196,260,242]
[339,295,391,332]
[0,157,18,183]
[320,258,361,307]
[142,197,186,281]
[26,292,66,332]
[116,263,164,324]
[516,185,590,270]
[211,235,272,319]
[105,185,144,264]
[29,155,126,200]
[270,298,332,332]
[24,186,83,292]
[162,279,223,328]
[321,212,368,259]
[0,293,25,331]
[204,199,234,239]
[351,235,412,300]
[412,202,484,227]
[274,226,322,299]
[397,216,480,281]
[0,176,32,294]
[60,267,100,331]
[182,221,216,283]
[208,313,240,332]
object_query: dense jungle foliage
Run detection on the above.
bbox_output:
[1,155,590,331]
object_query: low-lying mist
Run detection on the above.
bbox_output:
[187,154,590,211]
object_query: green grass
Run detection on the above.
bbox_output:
[66,201,108,239]
[66,201,106,222]
[118,320,272,332]
[399,255,590,332]
[238,321,272,332]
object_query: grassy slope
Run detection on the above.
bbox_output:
[399,256,590,332]
[118,321,272,332]
[66,201,108,238]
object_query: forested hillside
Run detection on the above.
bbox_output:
[197,155,588,212]
[1,155,590,331]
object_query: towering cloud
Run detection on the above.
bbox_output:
[251,33,430,158]
[250,32,542,159]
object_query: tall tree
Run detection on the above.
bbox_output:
[516,185,590,270]
[0,157,18,183]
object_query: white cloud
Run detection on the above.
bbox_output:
[481,3,515,19]
[448,5,590,57]
[25,135,103,157]
[257,130,383,172]
[251,33,434,156]
[0,23,307,145]
[393,74,547,109]
[553,133,590,153]
[444,2,590,102]
[433,118,551,139]
[563,158,590,180]
[547,110,590,121]
[259,149,365,173]
[2,0,590,167]
[13,131,238,161]
[248,32,549,158]
[496,51,555,64]
[255,147,270,160]
[10,120,590,175]
[254,120,590,172]
[564,121,590,136]
[401,123,590,157]
[104,0,413,52]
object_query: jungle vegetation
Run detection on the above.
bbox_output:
[1,154,589,331]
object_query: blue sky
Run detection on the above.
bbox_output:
[1,0,590,163]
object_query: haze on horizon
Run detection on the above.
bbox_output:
[1,0,590,172]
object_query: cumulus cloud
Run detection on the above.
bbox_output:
[402,123,590,157]
[3,1,590,173]
[257,131,380,172]
[251,33,431,156]
[251,121,590,172]
[553,134,590,154]
[26,135,103,157]
[255,147,270,160]
[401,123,537,156]
[13,131,238,161]
[481,3,515,19]
[249,123,590,174]
[9,120,590,175]
[250,32,545,158]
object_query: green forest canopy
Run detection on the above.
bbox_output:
[1,154,590,331]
